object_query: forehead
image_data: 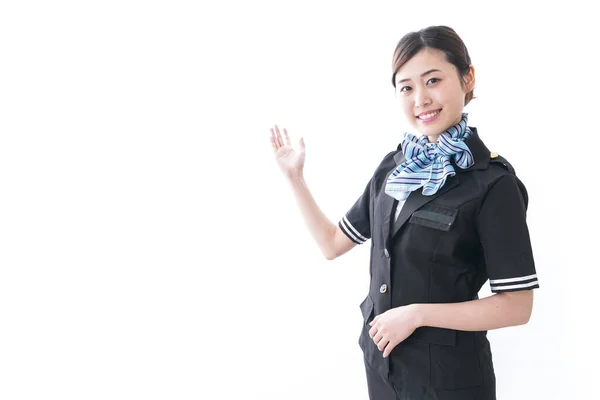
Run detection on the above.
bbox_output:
[395,48,457,83]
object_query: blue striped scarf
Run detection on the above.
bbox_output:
[385,113,474,201]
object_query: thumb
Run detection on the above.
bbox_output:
[299,137,306,152]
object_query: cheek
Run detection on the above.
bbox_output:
[401,102,413,118]
[438,84,455,101]
[439,86,464,109]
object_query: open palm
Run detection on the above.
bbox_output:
[270,125,306,179]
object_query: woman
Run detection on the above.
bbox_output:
[269,25,538,400]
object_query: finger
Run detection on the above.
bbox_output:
[377,337,390,352]
[270,128,277,142]
[299,137,305,153]
[369,315,379,326]
[383,340,398,358]
[270,129,279,151]
[274,125,284,147]
[283,128,291,146]
[372,332,384,345]
[368,325,378,338]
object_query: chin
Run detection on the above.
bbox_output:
[420,119,452,137]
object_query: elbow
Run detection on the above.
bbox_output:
[322,227,341,261]
[519,292,534,325]
[517,302,534,327]
[520,300,534,325]
[517,307,532,326]
[498,290,534,326]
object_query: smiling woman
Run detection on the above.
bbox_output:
[391,27,475,142]
[270,25,538,400]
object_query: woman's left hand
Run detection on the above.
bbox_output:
[368,304,421,358]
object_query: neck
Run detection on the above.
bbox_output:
[426,134,440,143]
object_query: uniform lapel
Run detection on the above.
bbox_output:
[381,126,489,243]
[379,152,404,246]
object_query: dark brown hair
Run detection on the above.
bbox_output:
[391,26,474,105]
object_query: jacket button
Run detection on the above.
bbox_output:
[384,249,390,258]
[379,284,387,294]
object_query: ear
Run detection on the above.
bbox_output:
[464,65,476,92]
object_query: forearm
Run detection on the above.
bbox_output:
[414,291,533,331]
[287,173,337,259]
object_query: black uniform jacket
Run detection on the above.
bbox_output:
[338,128,539,390]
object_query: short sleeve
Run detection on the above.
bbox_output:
[338,178,372,245]
[477,174,539,293]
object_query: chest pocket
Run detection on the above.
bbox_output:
[409,204,458,231]
[402,204,459,256]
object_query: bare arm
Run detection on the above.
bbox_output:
[287,173,357,260]
[415,290,534,330]
[369,290,534,357]
[270,125,356,260]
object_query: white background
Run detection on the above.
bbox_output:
[1,1,597,399]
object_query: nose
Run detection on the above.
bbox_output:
[414,87,432,109]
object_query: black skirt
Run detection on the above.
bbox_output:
[363,356,496,400]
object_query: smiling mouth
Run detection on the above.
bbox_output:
[417,109,441,120]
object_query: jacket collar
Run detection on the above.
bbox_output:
[384,127,490,244]
[461,127,490,171]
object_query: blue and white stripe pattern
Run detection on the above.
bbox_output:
[385,113,474,201]
[490,273,539,293]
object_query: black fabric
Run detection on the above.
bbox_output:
[364,356,496,400]
[364,357,396,400]
[408,204,458,232]
[476,174,538,293]
[339,179,372,244]
[342,128,538,390]
[339,151,396,245]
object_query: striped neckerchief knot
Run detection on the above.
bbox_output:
[385,113,474,201]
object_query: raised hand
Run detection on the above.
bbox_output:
[270,124,306,179]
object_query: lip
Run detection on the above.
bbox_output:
[416,109,442,124]
[416,109,442,117]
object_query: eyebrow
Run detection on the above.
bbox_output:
[396,69,442,85]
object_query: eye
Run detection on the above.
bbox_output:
[399,85,412,93]
[427,77,440,85]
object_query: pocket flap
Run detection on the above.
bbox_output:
[359,294,374,322]
[406,326,456,346]
[409,204,458,232]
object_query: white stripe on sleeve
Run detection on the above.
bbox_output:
[491,280,539,291]
[342,215,367,242]
[489,274,537,285]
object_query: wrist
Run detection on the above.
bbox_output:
[287,170,305,183]
[410,303,426,329]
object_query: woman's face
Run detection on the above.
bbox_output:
[394,48,475,142]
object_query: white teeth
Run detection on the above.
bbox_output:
[419,110,440,119]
